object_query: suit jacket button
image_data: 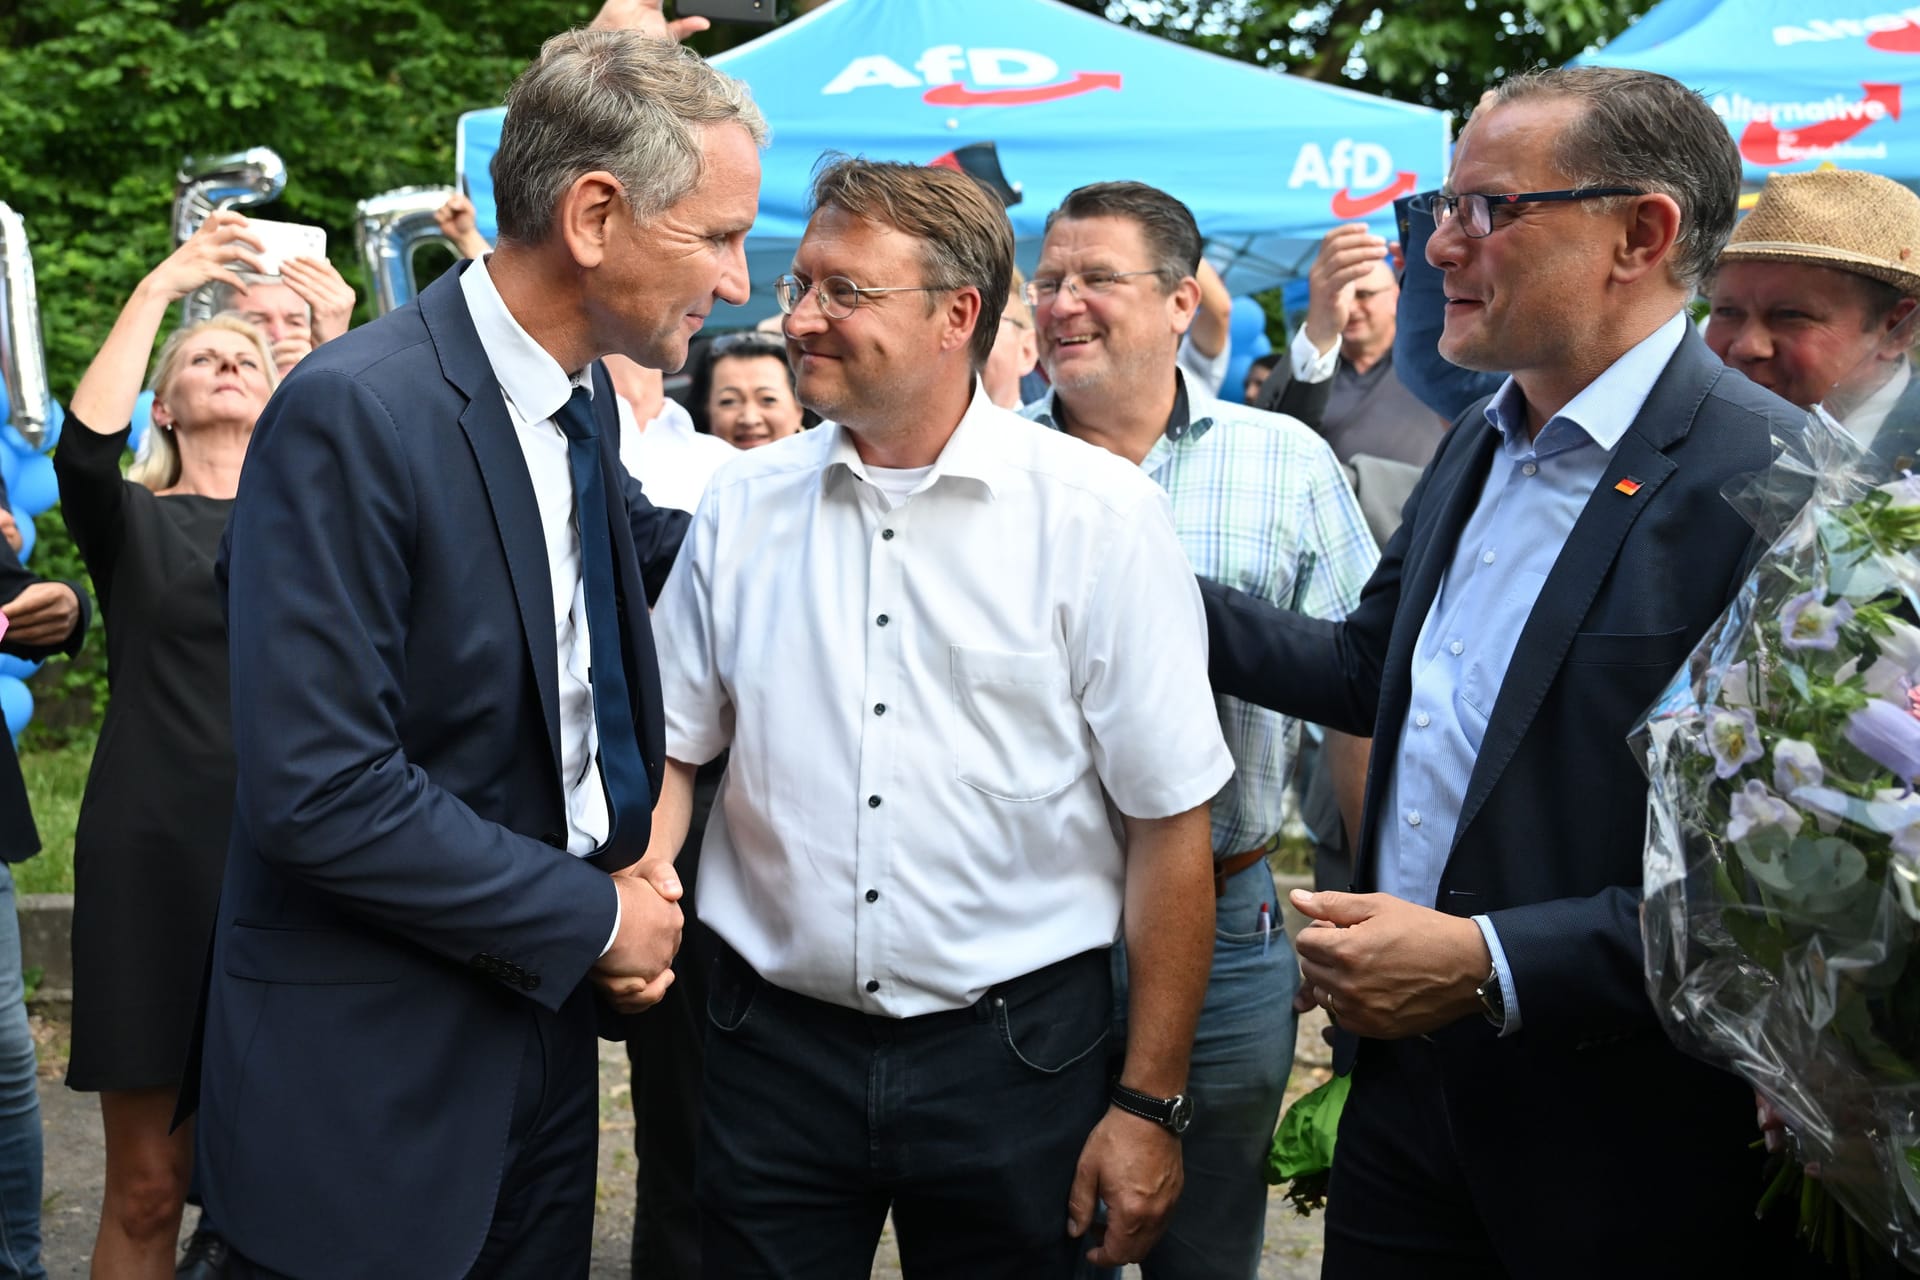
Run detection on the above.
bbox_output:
[523,974,541,991]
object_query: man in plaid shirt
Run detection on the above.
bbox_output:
[1024,181,1378,1280]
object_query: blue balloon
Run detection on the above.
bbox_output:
[1221,296,1276,406]
[0,392,58,454]
[13,511,33,563]
[0,676,32,739]
[0,655,38,682]
[130,390,154,459]
[0,444,19,498]
[39,399,63,453]
[10,453,56,517]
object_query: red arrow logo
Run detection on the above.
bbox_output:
[1329,171,1416,218]
[922,72,1122,108]
[1869,22,1920,53]
[1739,83,1901,166]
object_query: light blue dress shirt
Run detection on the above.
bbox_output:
[1376,311,1687,1035]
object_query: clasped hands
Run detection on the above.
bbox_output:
[591,855,685,1013]
[1289,889,1492,1039]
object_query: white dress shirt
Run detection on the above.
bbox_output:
[1841,358,1911,452]
[652,386,1235,1016]
[1290,324,1342,383]
[616,395,737,514]
[1178,331,1231,395]
[459,257,610,857]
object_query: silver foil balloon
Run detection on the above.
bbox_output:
[173,147,288,323]
[0,203,51,449]
[355,186,457,315]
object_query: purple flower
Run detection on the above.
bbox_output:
[1728,780,1804,844]
[1706,707,1765,779]
[1845,698,1920,784]
[1779,591,1853,651]
[1773,739,1824,794]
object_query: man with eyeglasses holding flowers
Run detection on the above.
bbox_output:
[645,157,1233,1275]
[1196,67,1809,1276]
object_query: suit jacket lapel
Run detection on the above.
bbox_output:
[419,266,565,787]
[1449,330,1710,849]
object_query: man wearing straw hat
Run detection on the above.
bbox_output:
[1706,169,1920,470]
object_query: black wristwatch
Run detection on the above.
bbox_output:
[1110,1083,1194,1135]
[1475,965,1506,1031]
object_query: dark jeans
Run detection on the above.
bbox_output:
[625,755,725,1279]
[1325,1036,1824,1280]
[696,942,1112,1279]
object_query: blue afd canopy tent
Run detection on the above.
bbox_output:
[1579,0,1920,186]
[457,0,1447,321]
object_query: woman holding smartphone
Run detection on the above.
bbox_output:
[57,210,276,1279]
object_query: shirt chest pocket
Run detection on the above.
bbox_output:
[950,646,1091,802]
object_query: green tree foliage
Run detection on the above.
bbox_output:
[1074,0,1659,118]
[1,0,606,736]
[0,0,590,395]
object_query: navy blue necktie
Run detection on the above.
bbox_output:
[554,387,649,865]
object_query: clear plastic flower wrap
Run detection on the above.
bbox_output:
[1634,382,1920,1269]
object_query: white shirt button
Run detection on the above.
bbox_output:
[1415,712,1431,728]
[1407,810,1423,827]
[1522,462,1538,477]
[1482,551,1496,565]
[1449,640,1465,656]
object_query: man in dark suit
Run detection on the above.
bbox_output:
[193,25,763,1278]
[1200,67,1807,1276]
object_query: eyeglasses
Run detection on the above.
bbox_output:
[1416,187,1645,239]
[1025,269,1161,307]
[775,274,946,320]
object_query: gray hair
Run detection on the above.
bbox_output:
[1043,181,1204,288]
[491,29,767,244]
[1493,67,1741,291]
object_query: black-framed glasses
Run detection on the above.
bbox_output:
[1025,269,1161,307]
[774,274,946,320]
[1416,187,1644,238]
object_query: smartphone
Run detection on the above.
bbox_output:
[242,217,328,276]
[677,0,778,25]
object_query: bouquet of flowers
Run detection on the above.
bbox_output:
[1638,408,1920,1270]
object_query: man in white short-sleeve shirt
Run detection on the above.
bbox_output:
[644,158,1232,1276]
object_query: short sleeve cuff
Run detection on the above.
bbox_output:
[1108,745,1235,822]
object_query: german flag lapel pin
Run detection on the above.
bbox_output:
[1614,477,1643,497]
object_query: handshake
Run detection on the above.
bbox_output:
[591,856,687,1013]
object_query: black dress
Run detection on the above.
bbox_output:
[56,420,235,1092]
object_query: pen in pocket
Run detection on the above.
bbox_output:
[1259,901,1271,955]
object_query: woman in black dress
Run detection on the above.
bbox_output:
[58,210,274,1279]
